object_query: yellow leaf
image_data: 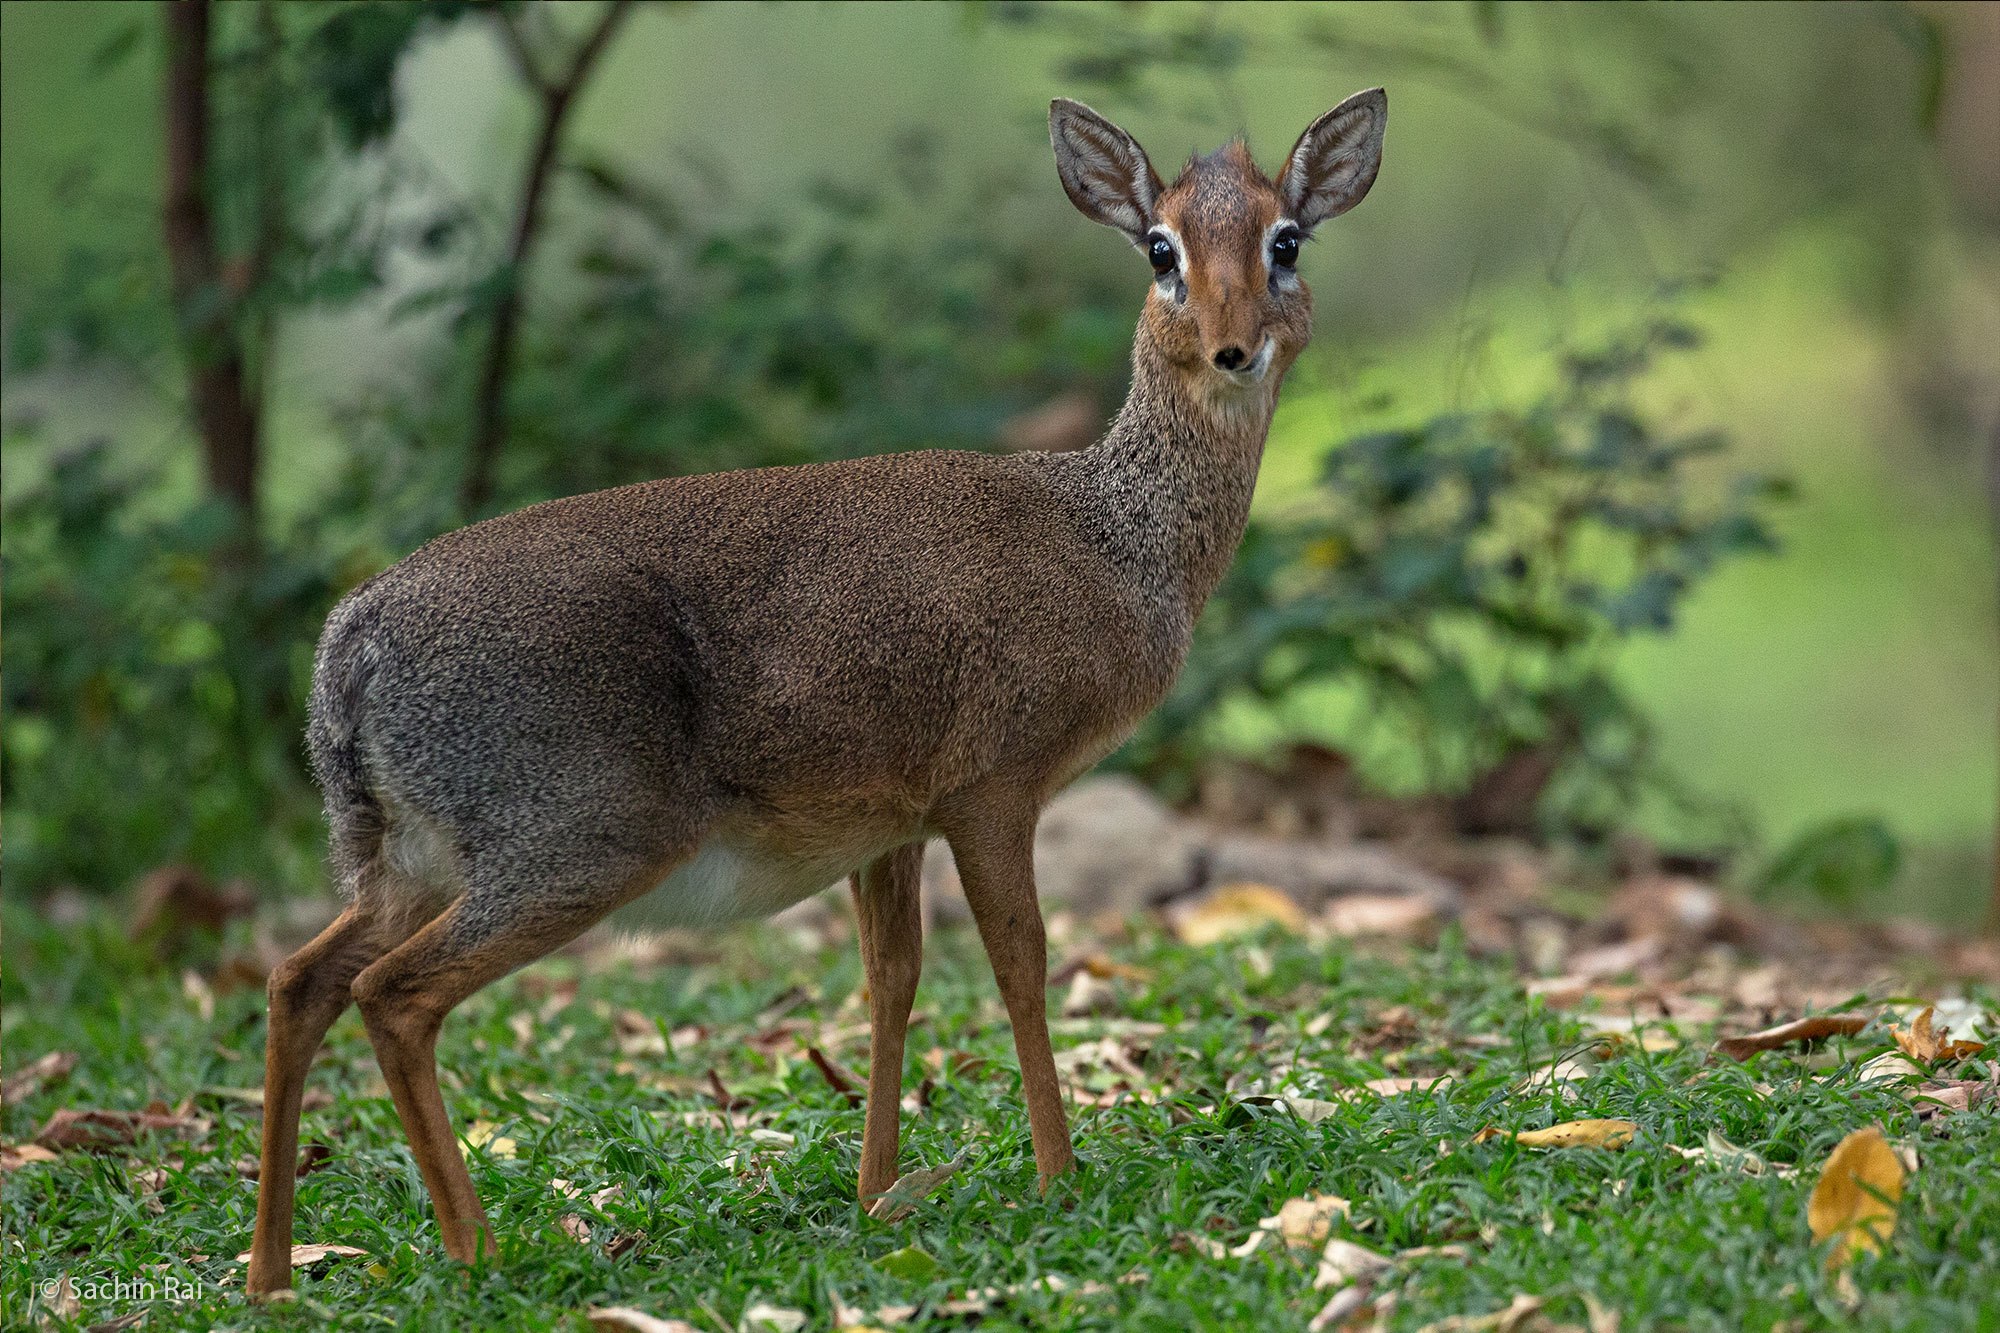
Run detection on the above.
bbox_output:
[1807,1126,1905,1271]
[1081,955,1156,984]
[1890,1006,1985,1064]
[463,1121,518,1158]
[1508,1119,1638,1150]
[1172,884,1306,946]
[1232,1193,1351,1255]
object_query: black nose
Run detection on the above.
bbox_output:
[1213,346,1248,371]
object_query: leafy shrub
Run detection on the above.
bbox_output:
[1127,311,1791,839]
[0,438,346,894]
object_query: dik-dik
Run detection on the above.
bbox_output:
[247,90,1386,1296]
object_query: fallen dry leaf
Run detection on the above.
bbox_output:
[1052,953,1155,984]
[1231,1193,1350,1255]
[1664,1129,1792,1178]
[867,1148,972,1223]
[830,1283,912,1333]
[0,1143,61,1173]
[1171,883,1306,946]
[1479,1119,1637,1150]
[585,1308,702,1333]
[1413,1292,1545,1333]
[1307,1284,1375,1332]
[742,1304,807,1333]
[706,1069,750,1111]
[34,1106,210,1152]
[230,1243,367,1267]
[1,1051,78,1105]
[1181,1232,1231,1260]
[1716,1013,1869,1061]
[1913,1080,1990,1119]
[1855,1052,1925,1087]
[806,1046,865,1106]
[1317,894,1439,941]
[1807,1125,1905,1272]
[129,865,255,955]
[1890,1006,1985,1064]
[1358,1075,1450,1098]
[937,1272,1144,1317]
[1314,1236,1390,1290]
[1060,969,1116,1018]
[614,1009,669,1057]
[1279,1096,1344,1123]
[43,1273,81,1321]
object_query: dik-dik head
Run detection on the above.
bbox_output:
[1050,90,1386,411]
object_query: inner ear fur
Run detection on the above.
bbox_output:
[1278,87,1387,231]
[1049,98,1164,243]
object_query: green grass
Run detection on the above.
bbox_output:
[4,903,1996,1331]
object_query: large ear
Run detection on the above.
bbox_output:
[1049,98,1163,243]
[1277,88,1386,231]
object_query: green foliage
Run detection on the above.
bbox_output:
[0,437,361,895]
[1757,815,1903,905]
[1129,311,1790,838]
[434,151,1129,514]
[306,1,476,151]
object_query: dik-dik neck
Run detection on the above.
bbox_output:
[1073,321,1279,627]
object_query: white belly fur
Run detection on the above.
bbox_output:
[608,841,846,932]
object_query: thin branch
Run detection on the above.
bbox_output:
[463,0,634,516]
[493,6,550,95]
[162,0,261,525]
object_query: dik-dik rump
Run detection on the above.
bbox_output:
[248,90,1386,1296]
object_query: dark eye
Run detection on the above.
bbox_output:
[1272,229,1301,269]
[1147,235,1176,275]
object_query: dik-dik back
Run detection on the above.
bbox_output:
[251,89,1385,1296]
[311,445,1172,925]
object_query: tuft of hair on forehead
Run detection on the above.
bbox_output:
[1167,138,1274,194]
[1157,137,1281,242]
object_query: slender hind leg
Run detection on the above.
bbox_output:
[349,852,681,1264]
[851,843,924,1202]
[947,810,1076,1186]
[248,898,426,1297]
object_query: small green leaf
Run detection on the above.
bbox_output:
[873,1245,941,1284]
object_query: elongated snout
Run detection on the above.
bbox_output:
[1191,272,1268,379]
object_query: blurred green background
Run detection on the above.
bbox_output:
[2,2,1994,921]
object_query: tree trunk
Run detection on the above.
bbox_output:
[161,0,261,525]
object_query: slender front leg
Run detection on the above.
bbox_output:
[946,809,1076,1187]
[248,906,408,1298]
[850,843,925,1203]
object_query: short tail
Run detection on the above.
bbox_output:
[306,588,386,884]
